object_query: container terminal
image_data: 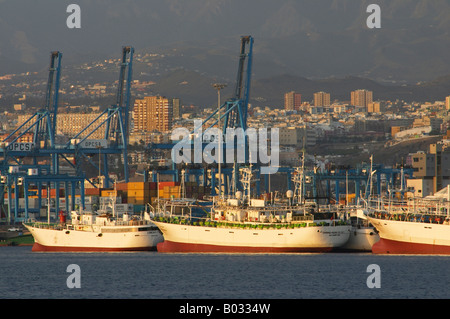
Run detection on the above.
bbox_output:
[0,37,411,228]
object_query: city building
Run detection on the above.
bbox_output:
[172,98,181,120]
[57,113,108,139]
[0,132,34,143]
[284,91,302,111]
[278,126,316,148]
[410,143,450,194]
[18,113,108,139]
[446,96,450,110]
[314,91,331,107]
[134,96,173,133]
[367,101,385,113]
[406,178,434,198]
[332,104,349,113]
[412,116,443,134]
[13,103,25,111]
[308,106,323,114]
[351,89,373,108]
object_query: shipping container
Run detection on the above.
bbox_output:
[99,196,122,204]
[158,181,180,189]
[41,188,65,197]
[85,188,101,196]
[115,183,128,191]
[127,182,152,190]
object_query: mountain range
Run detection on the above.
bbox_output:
[146,69,450,107]
[1,0,450,106]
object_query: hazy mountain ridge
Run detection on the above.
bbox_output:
[144,70,450,107]
[1,0,450,107]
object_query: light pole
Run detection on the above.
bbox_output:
[212,83,227,199]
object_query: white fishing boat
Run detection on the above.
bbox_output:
[367,186,450,254]
[151,165,351,253]
[23,199,163,252]
[339,207,379,252]
[338,155,380,252]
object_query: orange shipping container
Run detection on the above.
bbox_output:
[128,182,152,190]
[101,190,117,197]
[42,189,65,197]
[127,190,148,197]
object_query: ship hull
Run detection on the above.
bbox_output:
[368,217,450,255]
[24,224,163,252]
[153,221,351,253]
[31,242,156,252]
[157,240,334,253]
[338,227,379,252]
[371,238,450,255]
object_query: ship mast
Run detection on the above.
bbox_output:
[293,149,305,205]
[180,169,186,199]
[240,163,254,205]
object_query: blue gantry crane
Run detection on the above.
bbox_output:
[194,36,253,138]
[148,36,254,196]
[0,46,134,223]
[144,36,413,203]
[0,51,86,222]
[193,35,254,195]
[65,46,134,188]
[1,51,62,170]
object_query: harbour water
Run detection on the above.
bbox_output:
[1,246,450,300]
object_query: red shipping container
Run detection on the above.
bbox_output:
[85,188,101,196]
[158,181,180,189]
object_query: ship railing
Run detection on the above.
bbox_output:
[114,220,150,226]
[367,211,449,224]
[151,214,348,228]
[23,220,63,230]
[366,196,450,224]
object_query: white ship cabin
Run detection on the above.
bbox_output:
[70,211,81,224]
[213,205,293,223]
[70,211,98,225]
[225,198,266,207]
[69,210,130,226]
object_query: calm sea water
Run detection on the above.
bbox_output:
[1,246,450,300]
